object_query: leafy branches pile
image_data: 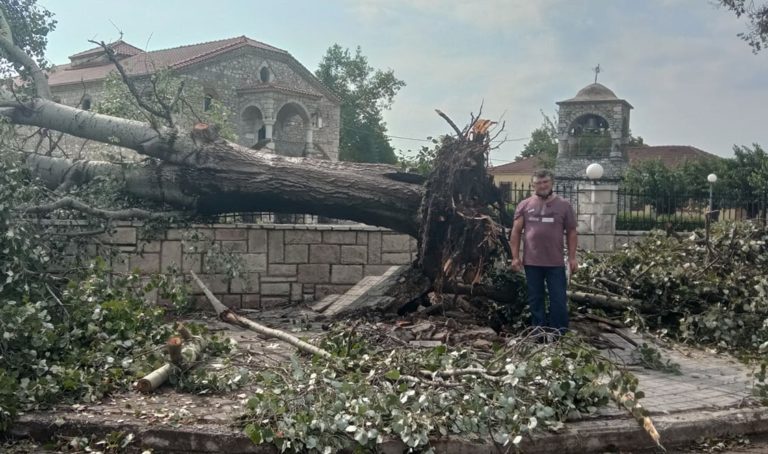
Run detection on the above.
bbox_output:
[0,155,242,432]
[240,326,646,453]
[574,222,768,352]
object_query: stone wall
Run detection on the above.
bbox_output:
[103,223,416,309]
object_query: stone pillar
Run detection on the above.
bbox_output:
[557,134,568,157]
[576,183,618,252]
[264,121,275,151]
[609,130,622,158]
[305,126,314,154]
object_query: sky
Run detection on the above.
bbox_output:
[37,0,768,165]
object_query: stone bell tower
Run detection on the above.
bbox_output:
[554,82,633,183]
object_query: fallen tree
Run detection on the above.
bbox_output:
[0,6,511,311]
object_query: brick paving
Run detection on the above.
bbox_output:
[595,329,756,417]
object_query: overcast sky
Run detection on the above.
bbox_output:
[38,0,767,164]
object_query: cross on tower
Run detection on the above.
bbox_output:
[593,64,601,84]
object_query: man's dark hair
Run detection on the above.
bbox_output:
[532,169,554,181]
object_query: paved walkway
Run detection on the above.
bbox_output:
[600,330,755,415]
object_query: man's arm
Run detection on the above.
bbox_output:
[510,216,524,272]
[566,228,578,274]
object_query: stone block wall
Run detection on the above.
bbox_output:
[103,223,416,310]
[576,184,619,252]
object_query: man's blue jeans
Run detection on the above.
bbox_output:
[524,265,569,334]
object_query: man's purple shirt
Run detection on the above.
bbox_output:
[514,195,577,267]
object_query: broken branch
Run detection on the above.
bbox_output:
[90,39,171,126]
[0,8,52,100]
[190,271,332,359]
[22,196,186,221]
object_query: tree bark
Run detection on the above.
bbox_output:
[20,144,424,235]
[0,96,423,234]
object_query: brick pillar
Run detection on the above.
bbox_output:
[576,183,618,252]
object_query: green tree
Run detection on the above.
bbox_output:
[397,137,440,176]
[716,144,768,217]
[0,0,56,80]
[627,135,647,146]
[624,159,685,214]
[718,0,768,52]
[315,44,405,163]
[519,113,557,168]
[623,157,723,215]
[95,70,235,141]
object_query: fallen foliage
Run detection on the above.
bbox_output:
[0,157,244,431]
[239,324,650,453]
[575,222,768,353]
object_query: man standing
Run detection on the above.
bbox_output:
[509,169,578,335]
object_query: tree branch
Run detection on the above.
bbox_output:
[89,39,172,127]
[190,271,333,359]
[22,196,186,221]
[435,109,463,138]
[0,7,52,100]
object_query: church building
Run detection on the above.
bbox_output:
[46,37,341,160]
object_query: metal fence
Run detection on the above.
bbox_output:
[214,212,347,225]
[500,181,581,222]
[617,188,768,231]
[500,181,768,231]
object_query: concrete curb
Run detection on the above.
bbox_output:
[8,406,768,453]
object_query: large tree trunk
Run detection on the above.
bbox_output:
[5,99,508,304]
[11,100,424,235]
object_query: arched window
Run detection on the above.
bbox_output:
[260,66,270,83]
[567,114,611,157]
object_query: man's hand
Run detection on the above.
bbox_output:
[510,258,523,273]
[568,257,579,274]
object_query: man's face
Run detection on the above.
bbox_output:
[532,177,553,197]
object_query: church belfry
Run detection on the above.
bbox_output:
[554,82,633,182]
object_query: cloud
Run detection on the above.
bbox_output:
[380,0,768,161]
[344,0,559,30]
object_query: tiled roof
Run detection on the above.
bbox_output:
[48,36,288,87]
[626,145,721,169]
[489,156,541,175]
[69,40,144,59]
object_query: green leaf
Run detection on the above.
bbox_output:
[244,424,263,444]
[384,369,401,380]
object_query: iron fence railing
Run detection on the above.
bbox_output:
[617,188,767,230]
[499,182,768,231]
[214,212,347,225]
[500,181,582,224]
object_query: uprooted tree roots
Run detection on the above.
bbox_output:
[417,117,509,287]
[385,115,516,319]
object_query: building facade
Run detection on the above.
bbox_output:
[47,37,341,160]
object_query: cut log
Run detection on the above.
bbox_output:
[135,335,207,393]
[167,336,183,366]
[136,364,173,394]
